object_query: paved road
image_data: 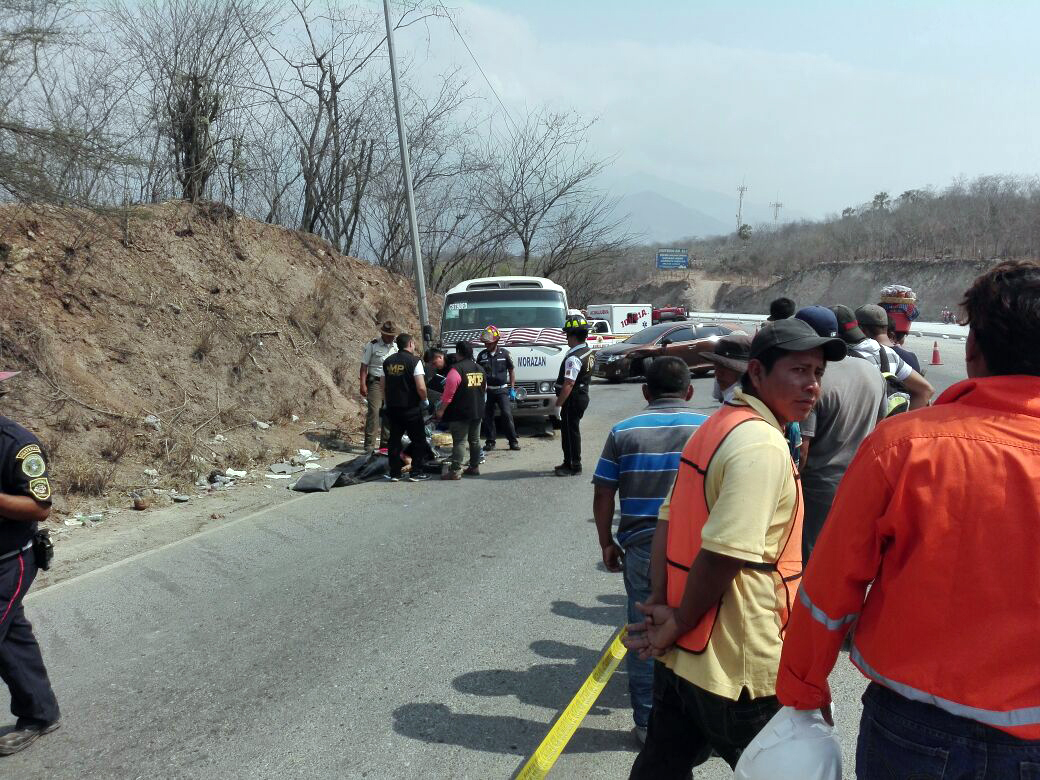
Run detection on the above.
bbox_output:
[8,337,965,779]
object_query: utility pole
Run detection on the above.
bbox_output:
[770,194,783,224]
[382,0,431,345]
[736,179,748,233]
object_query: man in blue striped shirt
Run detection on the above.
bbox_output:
[592,357,706,744]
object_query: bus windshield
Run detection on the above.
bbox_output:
[442,289,567,331]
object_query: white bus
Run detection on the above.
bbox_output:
[440,276,570,419]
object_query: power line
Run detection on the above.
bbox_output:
[770,194,783,224]
[438,2,518,133]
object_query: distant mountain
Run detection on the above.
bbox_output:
[607,171,810,236]
[611,190,730,243]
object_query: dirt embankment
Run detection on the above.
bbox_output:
[0,201,433,512]
[604,274,735,313]
[610,259,996,319]
[712,258,994,318]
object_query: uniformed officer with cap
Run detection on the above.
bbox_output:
[359,321,398,452]
[0,371,61,756]
[552,314,596,476]
[476,325,520,452]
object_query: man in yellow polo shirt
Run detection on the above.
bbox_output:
[623,318,846,777]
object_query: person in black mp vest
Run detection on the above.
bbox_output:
[381,334,432,482]
[436,342,487,480]
[552,314,596,476]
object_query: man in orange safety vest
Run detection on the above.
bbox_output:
[624,318,846,777]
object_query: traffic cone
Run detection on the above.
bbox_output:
[931,341,943,366]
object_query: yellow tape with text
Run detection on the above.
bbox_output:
[515,627,628,780]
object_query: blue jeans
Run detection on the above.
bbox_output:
[623,541,653,728]
[857,682,1040,779]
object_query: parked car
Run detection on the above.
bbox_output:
[593,322,733,382]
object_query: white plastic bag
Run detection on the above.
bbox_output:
[733,706,842,780]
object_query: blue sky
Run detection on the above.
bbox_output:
[397,1,1040,217]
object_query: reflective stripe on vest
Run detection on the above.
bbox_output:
[666,402,804,654]
[851,646,1040,729]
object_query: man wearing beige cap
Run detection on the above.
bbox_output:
[701,333,752,404]
[359,321,398,452]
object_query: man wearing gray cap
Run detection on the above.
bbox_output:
[624,318,846,776]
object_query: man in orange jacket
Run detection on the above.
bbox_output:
[777,261,1040,777]
[623,318,846,777]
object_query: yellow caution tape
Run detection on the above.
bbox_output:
[515,627,628,780]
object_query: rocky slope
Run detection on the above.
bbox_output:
[0,201,433,507]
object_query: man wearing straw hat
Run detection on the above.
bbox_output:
[359,320,398,452]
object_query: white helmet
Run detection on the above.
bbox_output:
[733,707,842,780]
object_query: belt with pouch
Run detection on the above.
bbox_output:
[0,539,33,563]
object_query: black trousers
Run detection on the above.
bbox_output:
[0,547,60,726]
[385,407,427,478]
[483,390,518,445]
[629,663,778,778]
[560,393,589,468]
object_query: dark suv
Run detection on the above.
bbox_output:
[593,323,734,381]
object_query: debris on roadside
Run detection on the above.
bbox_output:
[269,462,303,475]
[64,512,104,527]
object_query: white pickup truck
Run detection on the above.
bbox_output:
[585,319,629,350]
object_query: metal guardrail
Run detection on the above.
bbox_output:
[687,312,969,341]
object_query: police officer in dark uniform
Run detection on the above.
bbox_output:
[476,325,520,451]
[382,334,431,482]
[0,371,60,756]
[552,315,596,476]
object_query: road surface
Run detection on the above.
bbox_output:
[8,336,965,779]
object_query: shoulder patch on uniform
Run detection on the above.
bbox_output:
[21,453,46,478]
[29,477,51,502]
[15,444,41,460]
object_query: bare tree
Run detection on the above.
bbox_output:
[242,0,440,254]
[359,66,499,285]
[478,109,630,280]
[0,0,131,204]
[110,0,275,202]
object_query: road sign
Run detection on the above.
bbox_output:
[656,248,689,270]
